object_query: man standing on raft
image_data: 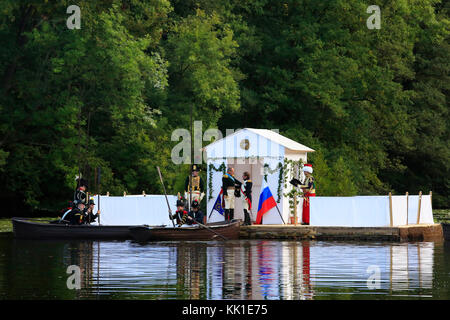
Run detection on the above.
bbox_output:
[290,163,316,225]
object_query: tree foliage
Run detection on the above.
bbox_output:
[0,0,448,215]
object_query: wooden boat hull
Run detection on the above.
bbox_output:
[12,217,138,240]
[443,223,450,241]
[130,220,241,242]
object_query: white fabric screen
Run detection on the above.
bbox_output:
[310,195,434,227]
[407,195,433,225]
[91,195,177,226]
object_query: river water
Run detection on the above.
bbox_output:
[0,235,448,299]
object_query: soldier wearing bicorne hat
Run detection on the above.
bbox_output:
[188,199,204,225]
[84,197,100,224]
[222,167,242,221]
[184,164,205,208]
[170,197,189,227]
[74,177,88,206]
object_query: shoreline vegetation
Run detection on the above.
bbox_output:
[1,210,448,234]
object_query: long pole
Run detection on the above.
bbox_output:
[416,191,422,224]
[96,167,100,298]
[275,202,286,225]
[97,167,101,225]
[207,204,216,221]
[406,191,409,226]
[189,104,193,212]
[389,192,393,227]
[157,166,175,227]
[187,216,228,241]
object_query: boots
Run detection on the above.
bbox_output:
[224,209,229,221]
[243,209,252,225]
[229,209,234,221]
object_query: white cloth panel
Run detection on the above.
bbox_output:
[310,196,389,227]
[391,196,408,226]
[92,195,177,226]
[407,195,434,225]
[310,195,434,227]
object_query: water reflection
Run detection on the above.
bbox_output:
[0,238,442,299]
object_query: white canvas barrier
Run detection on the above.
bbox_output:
[407,195,433,225]
[310,194,434,227]
[91,194,177,226]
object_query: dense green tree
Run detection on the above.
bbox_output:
[0,0,448,215]
[0,1,171,212]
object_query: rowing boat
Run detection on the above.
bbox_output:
[129,220,241,242]
[12,217,141,240]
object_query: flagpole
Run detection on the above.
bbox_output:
[274,202,285,224]
[207,205,216,221]
[257,179,285,225]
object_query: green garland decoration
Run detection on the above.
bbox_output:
[282,159,304,218]
[208,162,227,200]
[207,159,299,206]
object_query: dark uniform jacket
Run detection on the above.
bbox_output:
[185,176,204,193]
[74,188,87,205]
[188,209,204,225]
[65,208,84,225]
[222,174,238,196]
[84,209,98,224]
[170,209,189,226]
[242,179,253,202]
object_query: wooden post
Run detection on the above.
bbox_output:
[123,191,126,197]
[405,192,409,226]
[106,191,110,196]
[416,191,422,224]
[142,190,146,196]
[389,192,393,227]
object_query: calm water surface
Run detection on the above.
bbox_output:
[0,235,448,299]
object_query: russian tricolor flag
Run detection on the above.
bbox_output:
[255,181,277,224]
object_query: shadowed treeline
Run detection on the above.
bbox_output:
[0,1,448,217]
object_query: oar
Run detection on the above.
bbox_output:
[187,216,228,241]
[97,167,101,225]
[157,166,175,227]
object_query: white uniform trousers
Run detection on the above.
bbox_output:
[224,187,235,209]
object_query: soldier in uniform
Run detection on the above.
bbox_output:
[84,198,100,224]
[170,198,189,227]
[74,177,88,206]
[290,164,316,225]
[185,164,205,209]
[222,167,241,221]
[188,199,204,225]
[64,200,85,225]
[241,171,253,225]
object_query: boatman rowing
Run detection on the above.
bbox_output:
[170,198,189,227]
[84,198,100,224]
[188,199,204,225]
[64,200,85,225]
